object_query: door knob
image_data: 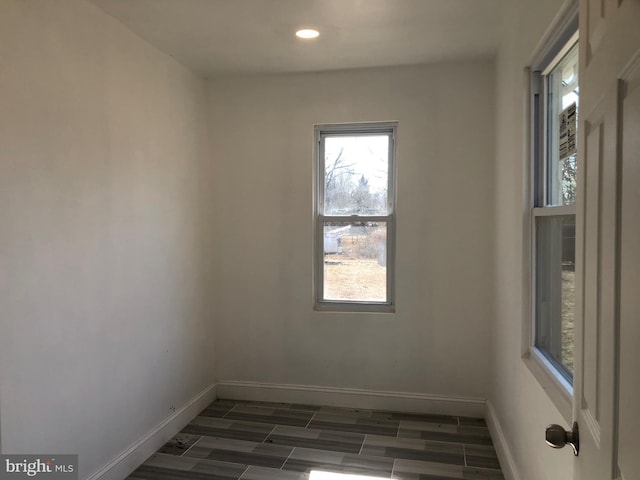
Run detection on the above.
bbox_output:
[545,422,579,456]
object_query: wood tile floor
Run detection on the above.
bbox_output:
[128,399,504,480]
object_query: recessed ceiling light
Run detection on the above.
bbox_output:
[296,28,320,39]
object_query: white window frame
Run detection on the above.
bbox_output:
[313,122,397,312]
[522,5,578,423]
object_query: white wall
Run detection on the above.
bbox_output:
[0,0,215,477]
[207,62,496,401]
[491,0,575,478]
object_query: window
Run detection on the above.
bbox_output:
[314,123,396,312]
[531,35,579,387]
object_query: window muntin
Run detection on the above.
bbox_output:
[315,123,396,311]
[532,39,578,383]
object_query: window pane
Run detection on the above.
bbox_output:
[535,215,575,378]
[324,135,389,215]
[323,222,387,302]
[547,43,579,206]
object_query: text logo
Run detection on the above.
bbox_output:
[0,456,77,480]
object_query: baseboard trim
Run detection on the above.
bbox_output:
[216,381,486,417]
[485,400,520,480]
[87,383,217,480]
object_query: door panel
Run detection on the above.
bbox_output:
[585,0,606,60]
[575,0,640,479]
[618,52,640,480]
[581,115,602,427]
[574,75,618,480]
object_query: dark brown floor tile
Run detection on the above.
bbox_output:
[224,405,314,427]
[308,413,398,436]
[200,400,236,418]
[465,456,501,470]
[282,448,393,477]
[240,466,309,480]
[458,417,487,427]
[415,432,492,446]
[221,399,294,409]
[185,436,293,469]
[130,454,246,480]
[158,433,202,455]
[371,411,459,425]
[462,466,504,479]
[290,404,323,412]
[362,435,464,465]
[265,425,365,454]
[182,416,275,442]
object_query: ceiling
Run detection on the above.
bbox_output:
[89,0,503,77]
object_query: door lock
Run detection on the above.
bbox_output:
[545,422,579,456]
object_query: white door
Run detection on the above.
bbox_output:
[574,1,640,479]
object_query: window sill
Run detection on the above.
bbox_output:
[522,347,572,423]
[314,301,395,313]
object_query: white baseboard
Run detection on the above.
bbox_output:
[87,383,217,480]
[485,400,520,480]
[215,381,486,418]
